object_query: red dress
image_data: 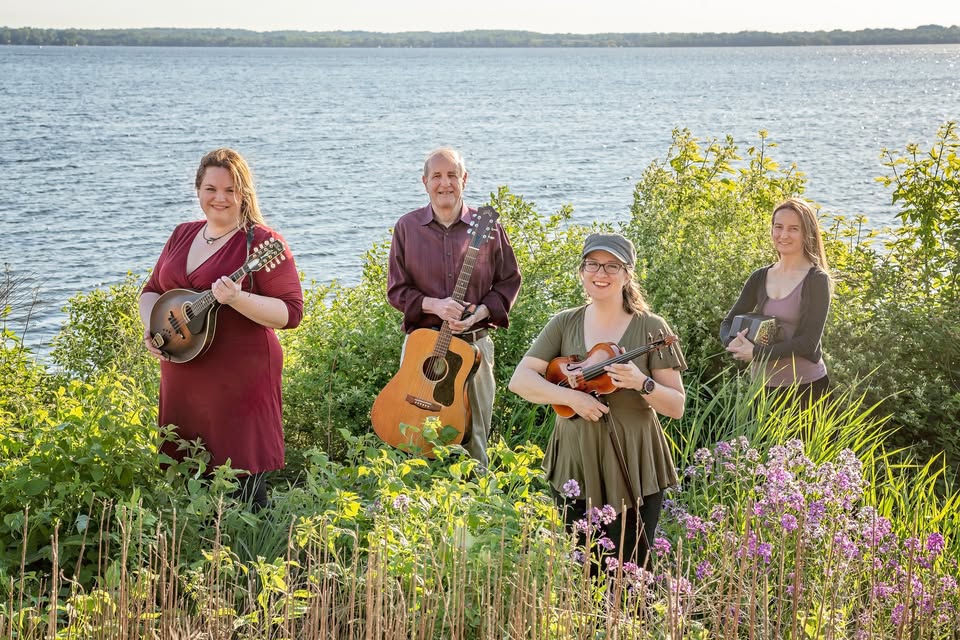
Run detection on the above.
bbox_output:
[142,221,303,474]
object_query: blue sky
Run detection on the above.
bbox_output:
[4,0,959,33]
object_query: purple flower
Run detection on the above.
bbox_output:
[598,505,618,525]
[757,542,773,564]
[392,494,411,511]
[715,441,733,458]
[926,532,945,556]
[695,560,713,580]
[890,603,906,626]
[780,513,798,533]
[560,479,581,499]
[653,537,672,556]
[597,536,616,551]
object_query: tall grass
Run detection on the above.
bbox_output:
[2,385,958,639]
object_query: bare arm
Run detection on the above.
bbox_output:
[138,291,165,360]
[602,361,686,419]
[508,356,610,422]
[212,276,290,329]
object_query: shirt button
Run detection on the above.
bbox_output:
[448,273,453,278]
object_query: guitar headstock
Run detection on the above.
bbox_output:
[245,238,286,273]
[468,205,500,249]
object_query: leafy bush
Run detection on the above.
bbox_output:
[50,272,158,396]
[625,128,806,377]
[826,121,960,468]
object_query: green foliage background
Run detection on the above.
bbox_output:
[1,124,958,627]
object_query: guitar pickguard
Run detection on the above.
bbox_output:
[423,351,464,407]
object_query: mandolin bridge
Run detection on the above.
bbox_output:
[405,394,442,412]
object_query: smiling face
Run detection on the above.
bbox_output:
[771,206,805,258]
[422,152,467,219]
[580,249,629,302]
[197,166,242,229]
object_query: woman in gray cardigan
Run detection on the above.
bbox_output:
[720,198,833,406]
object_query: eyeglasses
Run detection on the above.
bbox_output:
[581,260,625,275]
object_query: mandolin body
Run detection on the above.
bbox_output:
[149,288,219,363]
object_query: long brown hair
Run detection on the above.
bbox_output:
[772,197,829,272]
[195,148,265,229]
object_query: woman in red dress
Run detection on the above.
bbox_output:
[138,148,303,509]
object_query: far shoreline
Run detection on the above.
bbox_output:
[2,24,959,48]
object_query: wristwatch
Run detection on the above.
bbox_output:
[640,376,656,395]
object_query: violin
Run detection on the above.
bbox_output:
[544,334,677,418]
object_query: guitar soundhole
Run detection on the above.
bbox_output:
[422,356,448,382]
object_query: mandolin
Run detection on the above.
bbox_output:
[370,206,499,456]
[545,333,678,418]
[148,238,286,363]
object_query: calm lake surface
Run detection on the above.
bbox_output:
[1,44,958,349]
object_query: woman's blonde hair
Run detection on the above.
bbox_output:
[195,148,265,229]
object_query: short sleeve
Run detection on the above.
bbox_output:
[524,311,570,363]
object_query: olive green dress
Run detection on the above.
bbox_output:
[526,306,686,511]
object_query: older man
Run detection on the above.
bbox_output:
[386,148,521,466]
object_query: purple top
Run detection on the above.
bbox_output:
[752,278,827,386]
[387,202,522,333]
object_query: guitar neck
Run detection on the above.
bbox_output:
[433,245,480,356]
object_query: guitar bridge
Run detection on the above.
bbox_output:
[405,394,442,412]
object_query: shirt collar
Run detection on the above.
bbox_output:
[418,202,471,226]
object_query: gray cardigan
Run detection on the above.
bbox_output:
[720,265,831,363]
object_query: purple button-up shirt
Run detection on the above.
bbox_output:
[387,202,522,334]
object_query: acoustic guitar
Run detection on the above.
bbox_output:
[371,206,499,456]
[148,238,286,363]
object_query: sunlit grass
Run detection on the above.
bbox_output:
[2,379,958,638]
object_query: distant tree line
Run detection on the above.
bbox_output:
[1,24,959,47]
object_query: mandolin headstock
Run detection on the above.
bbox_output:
[244,238,286,273]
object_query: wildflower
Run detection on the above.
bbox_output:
[653,537,672,556]
[668,576,692,597]
[560,478,581,499]
[714,440,733,458]
[890,603,906,626]
[757,542,773,564]
[572,549,586,565]
[392,494,411,511]
[594,504,617,525]
[693,447,712,465]
[695,560,713,580]
[926,532,945,556]
[710,504,727,522]
[597,536,615,551]
[780,513,798,533]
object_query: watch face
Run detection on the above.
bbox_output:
[642,376,656,394]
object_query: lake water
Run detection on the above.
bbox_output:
[1,44,958,350]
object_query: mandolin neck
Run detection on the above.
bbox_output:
[193,263,254,315]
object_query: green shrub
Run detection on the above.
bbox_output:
[625,128,806,377]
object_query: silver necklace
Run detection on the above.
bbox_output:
[202,223,239,245]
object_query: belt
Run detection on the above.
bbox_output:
[455,328,488,343]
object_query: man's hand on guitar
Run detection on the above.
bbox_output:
[423,296,465,323]
[449,303,488,333]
